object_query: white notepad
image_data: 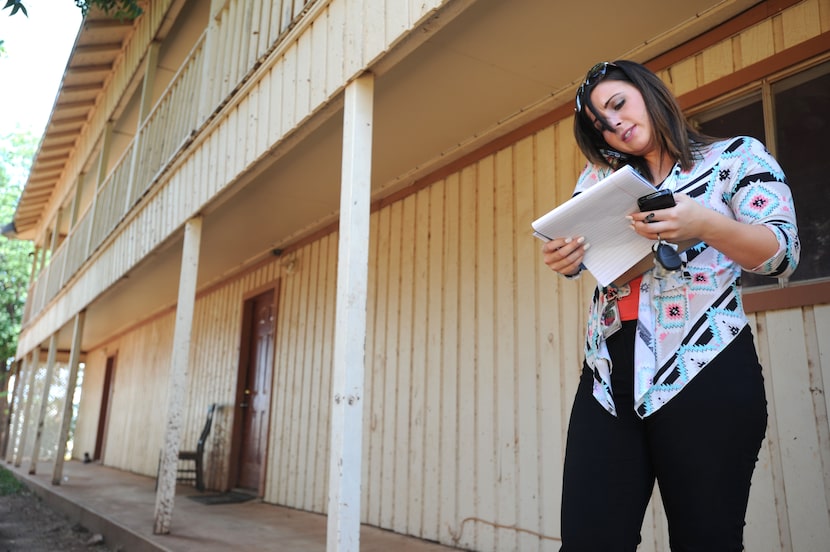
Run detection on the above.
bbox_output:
[532,165,663,287]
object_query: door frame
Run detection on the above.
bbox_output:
[228,283,279,494]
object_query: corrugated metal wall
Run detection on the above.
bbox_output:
[267,234,337,512]
[72,352,105,461]
[353,129,590,551]
[94,314,174,475]
[749,306,830,552]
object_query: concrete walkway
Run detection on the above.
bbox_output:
[5,460,463,552]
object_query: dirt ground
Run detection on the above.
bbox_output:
[0,488,113,551]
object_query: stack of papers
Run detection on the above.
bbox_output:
[532,165,663,287]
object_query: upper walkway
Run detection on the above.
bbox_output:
[6,460,462,552]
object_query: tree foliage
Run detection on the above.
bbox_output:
[3,0,142,19]
[73,0,142,19]
[0,131,36,368]
[2,1,27,17]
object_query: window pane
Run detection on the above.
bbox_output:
[694,95,765,143]
[773,62,830,283]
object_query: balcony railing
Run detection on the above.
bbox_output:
[22,0,318,326]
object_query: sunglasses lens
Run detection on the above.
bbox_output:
[575,62,618,112]
[586,62,609,84]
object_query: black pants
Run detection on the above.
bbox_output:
[560,322,767,552]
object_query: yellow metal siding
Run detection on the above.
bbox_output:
[751,307,830,550]
[99,314,174,474]
[739,20,777,66]
[658,0,830,95]
[267,234,337,509]
[72,352,106,460]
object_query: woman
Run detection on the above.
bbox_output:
[542,60,799,551]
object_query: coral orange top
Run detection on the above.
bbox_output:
[617,275,642,321]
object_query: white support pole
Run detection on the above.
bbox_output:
[6,354,29,464]
[0,359,18,459]
[14,347,41,467]
[154,217,202,535]
[326,72,374,552]
[29,334,59,475]
[53,310,86,485]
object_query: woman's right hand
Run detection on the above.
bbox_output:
[541,236,589,277]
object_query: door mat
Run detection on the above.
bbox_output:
[187,491,257,505]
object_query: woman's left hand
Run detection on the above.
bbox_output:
[628,193,705,242]
[629,193,780,270]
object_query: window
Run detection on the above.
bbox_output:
[690,60,830,290]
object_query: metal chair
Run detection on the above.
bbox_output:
[157,403,217,492]
[177,403,217,491]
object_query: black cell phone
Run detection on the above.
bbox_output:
[637,189,675,211]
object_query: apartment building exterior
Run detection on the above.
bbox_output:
[3,0,829,550]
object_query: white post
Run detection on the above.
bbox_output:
[6,354,29,464]
[29,334,58,475]
[14,348,41,467]
[0,359,18,459]
[154,217,202,534]
[326,72,374,552]
[53,310,86,485]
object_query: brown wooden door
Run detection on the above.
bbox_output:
[235,289,275,492]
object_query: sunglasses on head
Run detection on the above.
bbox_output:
[574,61,618,113]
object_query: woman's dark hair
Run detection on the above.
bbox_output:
[573,60,716,181]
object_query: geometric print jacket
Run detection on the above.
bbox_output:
[573,136,800,418]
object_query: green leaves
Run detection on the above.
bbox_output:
[3,1,143,20]
[0,466,24,495]
[0,131,36,367]
[2,0,28,17]
[74,0,143,19]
